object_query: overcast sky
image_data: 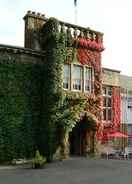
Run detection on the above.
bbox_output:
[0,0,131,76]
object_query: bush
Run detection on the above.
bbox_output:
[32,150,46,169]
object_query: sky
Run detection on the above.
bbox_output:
[0,0,132,76]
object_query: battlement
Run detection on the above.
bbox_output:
[23,10,45,20]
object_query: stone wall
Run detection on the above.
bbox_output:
[102,68,120,87]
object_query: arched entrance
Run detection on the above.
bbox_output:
[69,122,85,155]
[69,112,97,156]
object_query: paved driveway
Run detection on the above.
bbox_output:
[0,157,132,184]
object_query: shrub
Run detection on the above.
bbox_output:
[32,150,46,169]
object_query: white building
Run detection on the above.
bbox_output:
[120,75,132,146]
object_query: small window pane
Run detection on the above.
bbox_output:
[108,109,112,120]
[103,109,106,120]
[108,87,112,96]
[103,97,107,107]
[85,67,92,92]
[63,64,70,89]
[103,88,106,95]
[108,98,111,107]
[73,65,82,90]
[128,101,132,108]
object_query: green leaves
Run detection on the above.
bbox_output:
[81,112,97,132]
[56,94,86,138]
[40,18,67,161]
[0,56,43,162]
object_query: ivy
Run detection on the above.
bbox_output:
[58,93,85,129]
[81,112,97,132]
[0,56,43,162]
[40,18,67,162]
[0,17,102,161]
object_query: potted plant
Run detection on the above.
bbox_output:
[32,150,46,169]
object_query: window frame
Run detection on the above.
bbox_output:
[84,66,93,93]
[63,63,94,94]
[63,64,71,90]
[103,86,112,122]
[72,64,83,91]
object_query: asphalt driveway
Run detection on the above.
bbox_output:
[0,157,132,184]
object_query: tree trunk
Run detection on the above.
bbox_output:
[61,132,69,159]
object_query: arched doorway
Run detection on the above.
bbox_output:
[69,112,97,156]
[69,122,85,155]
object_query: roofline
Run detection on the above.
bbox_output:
[120,74,132,78]
[0,43,45,57]
[23,11,104,36]
[102,67,121,73]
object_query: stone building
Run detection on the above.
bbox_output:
[102,68,132,148]
[102,68,121,142]
[0,11,132,161]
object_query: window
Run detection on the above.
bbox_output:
[72,65,82,90]
[63,64,94,93]
[128,126,132,146]
[108,98,112,107]
[63,64,70,89]
[85,67,93,92]
[127,99,132,122]
[103,88,106,95]
[103,87,112,121]
[128,101,132,109]
[108,109,112,121]
[103,109,106,121]
[108,87,112,96]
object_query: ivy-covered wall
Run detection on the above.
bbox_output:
[0,14,104,161]
[0,48,44,162]
[40,18,66,161]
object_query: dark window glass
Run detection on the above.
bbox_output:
[108,109,112,120]
[103,109,106,120]
[103,97,107,107]
[108,87,112,96]
[108,98,111,107]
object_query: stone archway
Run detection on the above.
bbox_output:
[69,122,85,156]
[69,112,97,156]
[60,112,97,159]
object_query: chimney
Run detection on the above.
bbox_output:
[23,11,46,50]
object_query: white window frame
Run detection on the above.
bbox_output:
[63,63,94,94]
[84,66,94,93]
[103,86,112,122]
[72,64,83,92]
[63,64,71,90]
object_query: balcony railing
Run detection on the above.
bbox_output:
[24,11,104,51]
